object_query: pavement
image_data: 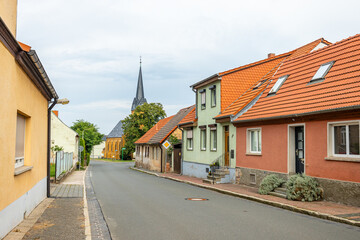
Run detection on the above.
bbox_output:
[3,170,89,240]
[131,167,360,227]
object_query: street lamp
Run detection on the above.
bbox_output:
[57,98,70,105]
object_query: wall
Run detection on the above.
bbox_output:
[0,36,48,237]
[92,141,105,158]
[0,0,18,36]
[51,112,78,163]
[104,137,123,159]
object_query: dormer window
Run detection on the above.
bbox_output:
[268,75,289,95]
[253,79,267,90]
[310,61,334,83]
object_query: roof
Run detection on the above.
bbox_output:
[135,105,195,145]
[107,120,124,138]
[18,42,31,52]
[135,116,174,144]
[215,38,331,119]
[234,34,360,122]
[178,105,196,126]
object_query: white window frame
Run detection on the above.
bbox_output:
[15,114,26,168]
[186,129,193,150]
[247,128,262,154]
[210,127,217,151]
[328,120,360,159]
[200,128,206,151]
[268,75,289,95]
[200,90,206,109]
[311,61,335,82]
[211,88,216,107]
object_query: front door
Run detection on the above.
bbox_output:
[224,126,229,166]
[295,126,305,174]
[173,148,181,174]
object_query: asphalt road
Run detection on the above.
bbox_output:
[89,160,360,240]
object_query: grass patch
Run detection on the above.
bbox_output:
[50,163,55,177]
[92,158,134,163]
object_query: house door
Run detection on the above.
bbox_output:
[224,126,230,166]
[295,126,305,174]
[173,148,181,174]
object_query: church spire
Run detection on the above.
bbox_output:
[131,57,147,112]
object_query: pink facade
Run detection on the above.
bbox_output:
[236,117,360,183]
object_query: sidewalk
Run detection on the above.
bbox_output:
[131,167,360,227]
[4,170,89,240]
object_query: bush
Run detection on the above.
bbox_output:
[259,174,286,195]
[86,152,90,166]
[286,174,323,202]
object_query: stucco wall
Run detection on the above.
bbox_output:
[0,38,48,225]
[0,0,17,36]
[51,112,78,163]
[92,141,105,158]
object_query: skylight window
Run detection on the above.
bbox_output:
[268,75,289,95]
[253,79,267,90]
[310,61,334,82]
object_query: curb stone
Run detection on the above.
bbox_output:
[130,167,360,228]
[83,168,91,240]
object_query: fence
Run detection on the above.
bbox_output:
[55,151,74,180]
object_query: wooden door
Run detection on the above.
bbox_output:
[224,126,229,166]
[295,126,305,174]
[173,148,181,174]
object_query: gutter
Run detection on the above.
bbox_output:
[47,99,58,197]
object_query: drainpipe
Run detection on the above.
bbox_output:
[47,99,57,197]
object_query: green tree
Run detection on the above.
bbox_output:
[71,120,103,165]
[122,103,166,159]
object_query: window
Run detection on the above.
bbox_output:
[330,122,359,157]
[209,85,216,107]
[15,114,26,168]
[268,75,289,95]
[187,129,193,150]
[200,89,206,109]
[210,127,217,151]
[311,61,334,82]
[247,128,261,154]
[253,79,267,90]
[152,147,155,159]
[200,128,206,150]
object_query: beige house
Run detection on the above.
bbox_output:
[92,136,106,158]
[0,1,58,238]
[51,111,79,165]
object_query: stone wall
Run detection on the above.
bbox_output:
[235,167,360,207]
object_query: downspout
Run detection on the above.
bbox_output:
[47,99,57,197]
[180,127,184,175]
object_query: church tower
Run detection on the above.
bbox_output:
[131,58,147,112]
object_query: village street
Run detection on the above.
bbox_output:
[88,161,360,240]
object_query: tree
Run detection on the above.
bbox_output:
[71,120,103,164]
[122,103,166,159]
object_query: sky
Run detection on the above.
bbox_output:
[16,0,360,135]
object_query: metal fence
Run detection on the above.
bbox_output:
[55,151,74,180]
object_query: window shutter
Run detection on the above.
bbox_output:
[187,130,193,139]
[201,92,206,104]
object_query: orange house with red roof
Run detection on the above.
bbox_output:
[232,35,360,206]
[135,106,194,173]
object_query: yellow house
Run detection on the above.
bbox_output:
[0,1,58,238]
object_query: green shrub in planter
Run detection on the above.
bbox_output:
[259,174,286,195]
[286,174,323,202]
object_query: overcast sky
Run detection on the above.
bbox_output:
[16,0,360,134]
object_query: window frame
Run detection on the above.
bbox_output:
[310,61,335,83]
[247,128,262,154]
[15,113,26,169]
[210,127,217,151]
[209,85,216,107]
[186,129,193,151]
[200,128,207,151]
[328,120,360,159]
[199,89,206,110]
[268,75,289,96]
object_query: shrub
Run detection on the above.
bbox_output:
[259,174,286,195]
[286,174,323,202]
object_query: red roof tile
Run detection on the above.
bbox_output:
[135,116,173,144]
[234,34,360,122]
[18,41,31,52]
[178,106,196,125]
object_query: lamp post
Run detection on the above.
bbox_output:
[47,98,69,197]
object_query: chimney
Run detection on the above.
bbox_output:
[268,53,275,58]
[52,110,59,117]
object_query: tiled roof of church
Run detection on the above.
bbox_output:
[107,120,123,138]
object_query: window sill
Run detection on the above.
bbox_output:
[210,149,217,152]
[325,156,360,163]
[187,148,193,151]
[246,152,262,156]
[201,149,206,151]
[14,165,33,176]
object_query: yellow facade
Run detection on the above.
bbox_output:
[0,0,18,36]
[104,137,125,159]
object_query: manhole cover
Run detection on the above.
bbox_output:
[185,198,209,201]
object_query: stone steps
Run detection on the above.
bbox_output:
[203,168,230,184]
[269,186,287,199]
